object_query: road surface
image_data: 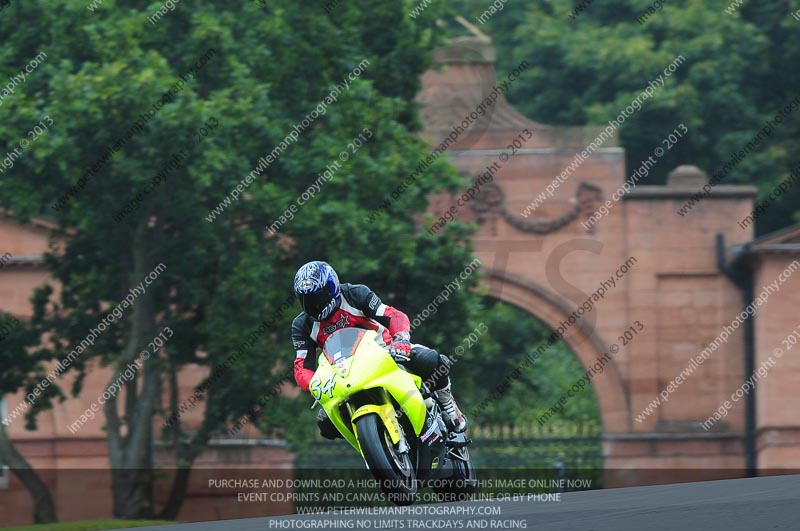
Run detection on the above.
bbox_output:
[119,474,799,531]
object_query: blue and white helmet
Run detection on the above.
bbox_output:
[293,261,341,321]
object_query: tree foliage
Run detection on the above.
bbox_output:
[455,299,601,428]
[0,0,480,518]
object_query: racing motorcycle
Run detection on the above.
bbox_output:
[308,327,477,505]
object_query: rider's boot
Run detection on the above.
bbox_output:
[433,382,468,433]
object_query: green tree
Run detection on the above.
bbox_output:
[0,310,58,524]
[0,0,479,519]
[454,299,601,428]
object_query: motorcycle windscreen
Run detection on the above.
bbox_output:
[322,328,364,377]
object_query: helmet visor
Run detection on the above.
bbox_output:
[298,285,334,320]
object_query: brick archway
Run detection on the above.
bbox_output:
[482,270,630,433]
[418,36,800,481]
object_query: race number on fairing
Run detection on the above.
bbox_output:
[310,373,337,400]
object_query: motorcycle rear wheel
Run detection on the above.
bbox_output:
[356,413,418,506]
[433,446,478,502]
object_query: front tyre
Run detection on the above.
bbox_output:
[355,413,417,506]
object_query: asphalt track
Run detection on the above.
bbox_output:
[121,474,799,531]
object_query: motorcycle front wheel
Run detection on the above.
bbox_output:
[356,413,418,506]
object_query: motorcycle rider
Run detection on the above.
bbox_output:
[291,261,467,439]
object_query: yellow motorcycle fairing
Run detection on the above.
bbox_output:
[308,329,427,453]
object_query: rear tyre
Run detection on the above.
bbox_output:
[434,447,477,502]
[356,413,418,506]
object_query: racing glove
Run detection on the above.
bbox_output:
[389,331,412,362]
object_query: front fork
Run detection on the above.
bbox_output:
[349,389,411,454]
